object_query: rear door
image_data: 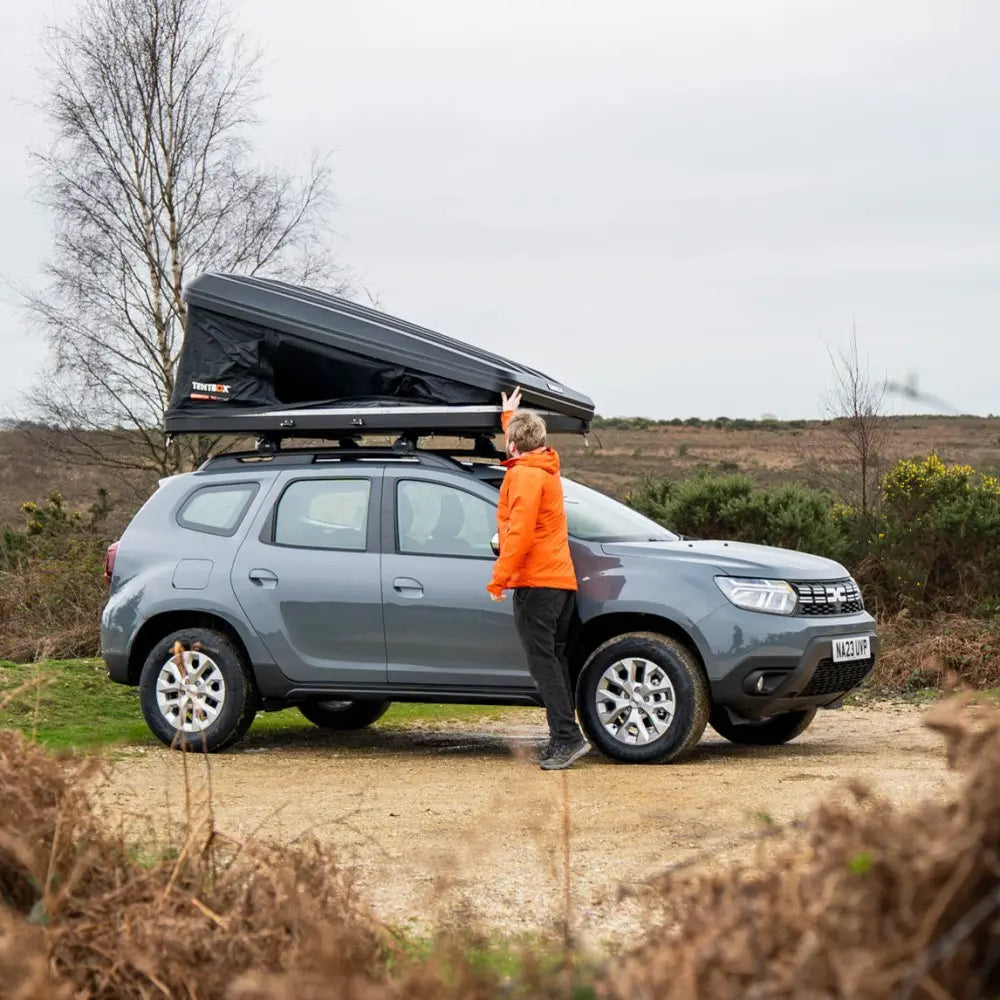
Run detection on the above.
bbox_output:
[380,469,531,691]
[231,468,387,685]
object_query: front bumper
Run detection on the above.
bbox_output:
[103,650,130,685]
[699,605,879,719]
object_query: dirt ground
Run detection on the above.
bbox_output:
[97,703,955,947]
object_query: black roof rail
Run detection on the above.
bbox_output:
[199,440,503,473]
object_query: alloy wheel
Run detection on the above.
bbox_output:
[595,656,677,746]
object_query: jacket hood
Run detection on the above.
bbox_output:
[503,448,561,476]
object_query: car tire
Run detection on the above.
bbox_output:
[709,706,817,745]
[139,628,258,752]
[298,700,391,730]
[577,632,709,763]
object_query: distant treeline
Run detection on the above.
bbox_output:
[592,415,812,431]
[591,414,998,431]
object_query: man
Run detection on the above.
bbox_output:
[487,386,591,771]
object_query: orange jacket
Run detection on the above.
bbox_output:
[487,413,577,596]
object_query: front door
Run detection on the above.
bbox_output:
[231,471,387,686]
[381,473,531,690]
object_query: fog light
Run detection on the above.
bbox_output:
[743,670,792,696]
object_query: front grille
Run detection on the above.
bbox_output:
[794,579,864,616]
[801,657,874,697]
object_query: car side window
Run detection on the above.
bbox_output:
[397,481,495,558]
[177,483,259,536]
[274,479,371,551]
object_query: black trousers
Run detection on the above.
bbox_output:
[513,587,583,746]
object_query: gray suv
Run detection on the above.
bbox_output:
[101,444,879,763]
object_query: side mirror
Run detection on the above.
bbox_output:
[490,532,501,556]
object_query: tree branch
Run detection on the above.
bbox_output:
[20,0,345,475]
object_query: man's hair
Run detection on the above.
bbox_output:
[506,410,547,453]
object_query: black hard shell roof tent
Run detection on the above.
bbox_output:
[165,273,594,453]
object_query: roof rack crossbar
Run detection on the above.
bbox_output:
[202,441,503,471]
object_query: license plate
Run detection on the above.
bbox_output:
[832,635,871,663]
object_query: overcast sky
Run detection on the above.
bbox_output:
[1,0,997,420]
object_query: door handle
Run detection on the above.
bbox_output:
[249,568,279,588]
[392,576,424,597]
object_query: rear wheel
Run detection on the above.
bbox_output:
[577,632,709,763]
[709,706,817,745]
[298,700,391,730]
[139,628,258,752]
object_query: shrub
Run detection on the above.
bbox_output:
[592,415,653,431]
[0,491,113,661]
[630,473,847,559]
[842,454,1000,612]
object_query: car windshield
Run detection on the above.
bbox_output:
[561,478,678,543]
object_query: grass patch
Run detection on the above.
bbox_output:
[0,659,535,751]
[0,659,150,749]
[389,929,597,996]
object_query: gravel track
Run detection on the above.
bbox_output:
[97,703,954,946]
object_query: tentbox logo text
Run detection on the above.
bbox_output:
[190,381,232,401]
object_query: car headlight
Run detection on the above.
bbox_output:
[715,577,797,615]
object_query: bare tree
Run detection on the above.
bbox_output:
[21,0,347,478]
[825,324,892,518]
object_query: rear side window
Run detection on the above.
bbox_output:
[177,483,259,536]
[274,479,371,551]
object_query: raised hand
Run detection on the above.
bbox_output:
[501,385,523,413]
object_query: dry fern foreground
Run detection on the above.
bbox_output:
[602,697,1000,1000]
[2,698,1000,998]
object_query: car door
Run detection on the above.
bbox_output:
[381,470,531,690]
[231,469,387,686]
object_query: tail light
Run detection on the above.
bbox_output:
[104,541,120,584]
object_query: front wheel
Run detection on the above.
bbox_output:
[139,628,258,752]
[709,706,817,745]
[577,632,709,763]
[298,700,391,730]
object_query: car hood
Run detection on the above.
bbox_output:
[600,539,849,581]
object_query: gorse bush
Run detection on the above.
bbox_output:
[0,491,112,661]
[842,454,1000,612]
[630,454,1000,615]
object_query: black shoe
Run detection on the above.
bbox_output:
[534,740,555,763]
[539,739,591,771]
